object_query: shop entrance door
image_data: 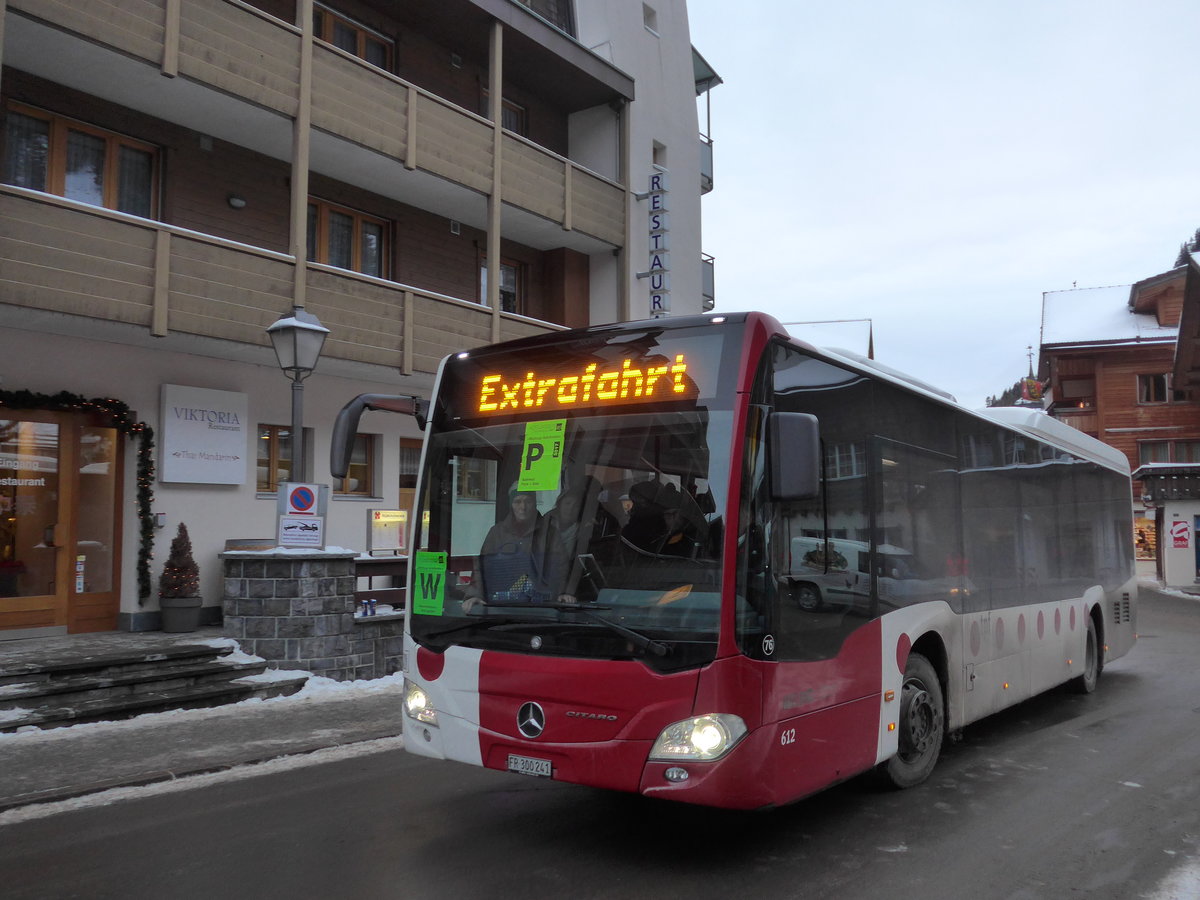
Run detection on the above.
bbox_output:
[0,411,122,635]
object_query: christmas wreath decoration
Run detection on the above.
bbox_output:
[0,389,156,602]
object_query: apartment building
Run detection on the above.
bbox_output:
[1040,267,1200,579]
[0,0,721,635]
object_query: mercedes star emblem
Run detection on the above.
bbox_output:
[517,701,546,739]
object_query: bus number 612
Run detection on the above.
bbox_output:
[780,728,796,746]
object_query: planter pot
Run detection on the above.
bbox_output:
[160,596,203,633]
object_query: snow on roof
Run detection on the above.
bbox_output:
[1041,284,1176,347]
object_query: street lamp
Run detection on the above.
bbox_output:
[266,305,329,486]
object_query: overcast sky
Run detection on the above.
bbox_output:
[685,0,1200,406]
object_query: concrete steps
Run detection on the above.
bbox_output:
[0,639,308,732]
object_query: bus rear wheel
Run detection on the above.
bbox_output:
[880,652,944,789]
[1069,615,1102,694]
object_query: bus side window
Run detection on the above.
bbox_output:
[764,343,873,662]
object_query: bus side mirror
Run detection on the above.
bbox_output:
[769,412,820,501]
[330,393,427,479]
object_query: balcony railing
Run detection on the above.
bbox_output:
[0,187,561,372]
[1051,408,1098,434]
[8,0,625,248]
[700,135,714,194]
[701,253,715,311]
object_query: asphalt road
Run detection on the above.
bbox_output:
[2,588,1198,900]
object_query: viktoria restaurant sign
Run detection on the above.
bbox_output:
[159,384,248,484]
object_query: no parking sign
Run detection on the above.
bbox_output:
[277,483,329,548]
[286,484,319,515]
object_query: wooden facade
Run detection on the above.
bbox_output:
[1043,271,1200,499]
[1,0,634,375]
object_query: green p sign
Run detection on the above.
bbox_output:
[517,419,566,491]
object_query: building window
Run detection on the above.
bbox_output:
[456,457,496,501]
[1138,440,1200,465]
[335,434,376,496]
[398,439,421,491]
[1137,373,1186,404]
[307,199,388,278]
[1059,377,1095,408]
[643,3,659,35]
[480,91,528,136]
[313,4,393,70]
[825,442,865,480]
[512,0,575,35]
[257,425,294,491]
[1176,440,1200,463]
[479,257,522,314]
[3,103,157,217]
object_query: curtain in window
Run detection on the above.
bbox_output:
[361,221,383,277]
[333,21,357,53]
[365,38,389,69]
[328,211,353,269]
[117,145,153,217]
[64,130,106,207]
[2,111,49,190]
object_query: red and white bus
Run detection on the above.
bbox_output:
[334,312,1136,809]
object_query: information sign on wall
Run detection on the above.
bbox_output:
[1171,519,1190,549]
[276,483,328,549]
[368,509,408,553]
[159,385,248,484]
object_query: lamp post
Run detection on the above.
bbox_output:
[266,306,329,486]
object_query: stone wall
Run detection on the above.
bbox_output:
[221,550,404,680]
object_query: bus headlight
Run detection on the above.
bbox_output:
[649,714,747,761]
[404,680,438,726]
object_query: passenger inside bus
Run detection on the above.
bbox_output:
[463,488,569,612]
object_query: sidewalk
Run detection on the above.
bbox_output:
[0,672,405,811]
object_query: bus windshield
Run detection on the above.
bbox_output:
[409,323,739,671]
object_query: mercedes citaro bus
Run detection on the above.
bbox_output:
[332,312,1135,809]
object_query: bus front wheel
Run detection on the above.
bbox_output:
[880,652,944,789]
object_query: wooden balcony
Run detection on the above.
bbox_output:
[0,188,560,372]
[1052,409,1099,435]
[9,0,626,248]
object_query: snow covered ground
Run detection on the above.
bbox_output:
[0,735,404,827]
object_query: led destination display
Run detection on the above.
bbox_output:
[476,354,693,414]
[436,325,733,425]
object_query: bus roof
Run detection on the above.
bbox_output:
[448,312,1129,476]
[970,405,1130,475]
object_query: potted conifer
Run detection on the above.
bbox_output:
[159,522,203,632]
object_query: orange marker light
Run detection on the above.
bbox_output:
[884,690,895,702]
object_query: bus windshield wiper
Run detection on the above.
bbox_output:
[421,616,523,640]
[474,601,670,657]
[576,608,670,657]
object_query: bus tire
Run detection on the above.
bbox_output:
[880,652,944,789]
[795,582,822,611]
[1069,615,1102,695]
